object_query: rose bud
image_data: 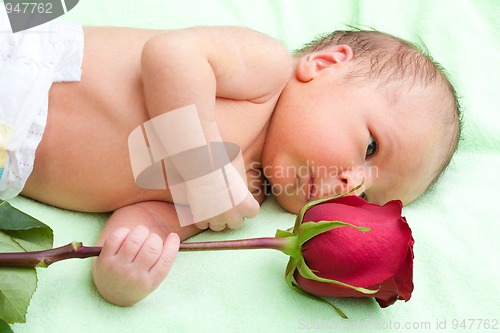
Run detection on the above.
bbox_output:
[290,195,414,309]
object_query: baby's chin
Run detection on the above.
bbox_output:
[273,192,303,215]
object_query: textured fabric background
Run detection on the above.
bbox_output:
[7,1,500,332]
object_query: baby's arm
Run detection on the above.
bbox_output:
[141,26,292,138]
[140,26,292,230]
[93,27,292,305]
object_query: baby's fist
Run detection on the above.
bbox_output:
[93,225,180,306]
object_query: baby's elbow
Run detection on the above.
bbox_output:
[141,34,173,70]
[141,31,200,70]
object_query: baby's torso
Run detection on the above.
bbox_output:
[22,27,272,212]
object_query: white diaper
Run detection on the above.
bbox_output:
[0,8,83,199]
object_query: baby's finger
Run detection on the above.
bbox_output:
[227,218,245,230]
[133,232,164,270]
[245,196,260,219]
[208,221,227,231]
[149,233,180,281]
[237,194,260,219]
[195,221,209,230]
[100,227,130,258]
[115,225,150,264]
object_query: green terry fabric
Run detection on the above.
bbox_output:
[8,0,500,332]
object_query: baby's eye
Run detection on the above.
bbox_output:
[366,134,378,158]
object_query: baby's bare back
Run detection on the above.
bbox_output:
[22,27,273,212]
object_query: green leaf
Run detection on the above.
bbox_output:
[0,232,26,253]
[0,267,37,324]
[0,319,14,333]
[0,201,53,251]
[0,200,53,324]
[297,221,370,245]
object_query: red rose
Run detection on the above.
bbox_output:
[0,193,415,319]
[293,195,414,308]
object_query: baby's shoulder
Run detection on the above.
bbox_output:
[216,97,274,147]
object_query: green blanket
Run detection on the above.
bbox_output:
[8,0,500,332]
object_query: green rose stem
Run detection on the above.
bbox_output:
[0,242,102,268]
[0,237,296,268]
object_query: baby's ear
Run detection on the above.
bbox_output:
[296,45,353,82]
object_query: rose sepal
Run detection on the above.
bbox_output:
[297,220,370,245]
[292,182,364,234]
[295,221,375,293]
[282,220,378,295]
[277,218,377,318]
[284,265,349,318]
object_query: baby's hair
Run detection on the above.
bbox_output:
[295,29,463,197]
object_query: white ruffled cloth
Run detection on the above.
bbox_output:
[0,7,83,199]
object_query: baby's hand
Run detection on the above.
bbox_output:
[92,225,180,306]
[195,191,260,231]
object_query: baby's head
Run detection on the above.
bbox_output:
[262,29,461,213]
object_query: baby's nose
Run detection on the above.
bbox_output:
[337,166,367,196]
